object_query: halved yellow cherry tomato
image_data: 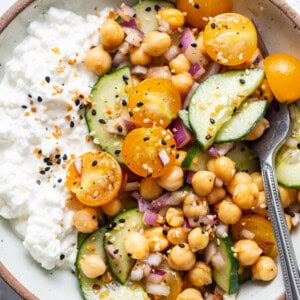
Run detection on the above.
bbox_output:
[121,127,177,178]
[264,53,300,103]
[66,151,122,206]
[128,78,181,128]
[176,0,233,28]
[231,214,278,258]
[203,13,257,66]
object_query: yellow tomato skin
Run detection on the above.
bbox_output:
[65,151,122,206]
[176,0,233,28]
[128,78,181,128]
[203,13,257,66]
[264,53,300,103]
[121,127,177,178]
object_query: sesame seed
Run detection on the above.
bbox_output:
[190,42,197,48]
[114,149,121,155]
[117,125,123,132]
[45,76,50,83]
[161,139,167,145]
[137,102,144,107]
[178,243,185,248]
[75,99,81,106]
[91,109,97,116]
[211,22,216,29]
[122,99,127,106]
[205,134,212,140]
[60,254,65,260]
[70,120,75,128]
[37,96,43,102]
[145,6,151,11]
[21,105,28,109]
[143,137,150,141]
[154,4,160,11]
[92,160,97,167]
[99,118,106,124]
[194,3,200,9]
[239,78,246,84]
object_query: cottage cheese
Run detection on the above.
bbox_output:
[0,7,111,270]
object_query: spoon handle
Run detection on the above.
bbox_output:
[261,157,300,300]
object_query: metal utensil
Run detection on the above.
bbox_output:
[248,25,300,300]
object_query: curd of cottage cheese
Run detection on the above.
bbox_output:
[0,7,111,270]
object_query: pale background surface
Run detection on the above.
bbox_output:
[0,0,300,299]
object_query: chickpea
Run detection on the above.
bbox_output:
[176,288,203,300]
[251,191,268,217]
[166,207,184,227]
[234,239,262,266]
[171,72,194,96]
[157,165,184,192]
[80,254,106,278]
[206,187,226,205]
[157,8,185,31]
[84,45,112,75]
[101,198,123,217]
[175,150,187,166]
[192,170,216,197]
[206,158,217,173]
[188,261,212,287]
[100,19,125,50]
[214,156,236,185]
[279,185,297,208]
[244,118,270,141]
[167,227,188,245]
[124,232,149,260]
[183,191,209,218]
[142,31,171,56]
[72,208,98,233]
[232,182,259,210]
[129,47,152,66]
[252,256,278,281]
[169,54,191,74]
[144,226,169,252]
[168,243,196,271]
[227,172,252,195]
[250,172,264,191]
[218,197,242,225]
[188,228,209,252]
[140,177,163,201]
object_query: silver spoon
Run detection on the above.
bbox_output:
[248,25,300,300]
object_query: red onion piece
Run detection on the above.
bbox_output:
[147,269,167,284]
[215,224,229,238]
[208,142,235,157]
[116,4,136,21]
[188,214,219,227]
[143,210,158,226]
[189,63,206,80]
[120,18,139,30]
[199,61,221,83]
[169,118,192,149]
[123,118,136,133]
[186,171,195,185]
[131,65,148,75]
[183,82,199,109]
[123,27,144,47]
[131,191,150,212]
[180,28,194,53]
[112,51,128,68]
[157,18,171,33]
[144,253,162,267]
[146,66,172,80]
[147,192,184,212]
[164,45,180,61]
[146,282,170,297]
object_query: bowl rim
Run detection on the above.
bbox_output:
[0,0,299,299]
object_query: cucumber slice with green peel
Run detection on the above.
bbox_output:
[104,208,144,284]
[188,69,265,151]
[214,100,268,143]
[76,228,148,300]
[85,66,132,163]
[226,141,260,173]
[133,0,175,35]
[212,237,239,295]
[181,145,210,172]
[276,104,300,188]
[178,109,191,131]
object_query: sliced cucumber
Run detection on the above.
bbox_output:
[85,66,132,163]
[181,145,210,172]
[226,141,260,173]
[188,69,265,151]
[276,104,300,188]
[178,109,191,130]
[212,237,239,295]
[215,100,268,143]
[104,208,144,284]
[76,228,148,300]
[133,0,175,34]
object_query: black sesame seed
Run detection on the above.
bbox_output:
[233,107,237,113]
[194,3,200,9]
[179,42,183,48]
[45,167,50,172]
[170,144,176,148]
[91,109,97,116]
[122,75,129,85]
[143,136,150,141]
[79,103,85,109]
[28,94,32,98]
[40,170,46,175]
[114,149,121,155]
[205,134,212,140]
[210,118,215,124]
[60,254,65,260]
[122,99,128,106]
[190,42,197,48]
[62,154,68,160]
[99,118,106,124]
[70,120,75,128]
[154,4,160,11]
[37,96,43,102]
[239,78,246,84]
[161,140,167,145]
[117,125,123,132]
[21,105,28,109]
[145,6,151,11]
[56,159,61,165]
[178,243,185,248]
[211,22,216,29]
[75,99,81,106]
[297,143,300,149]
[137,102,144,107]
[92,160,98,167]
[45,76,50,83]
[176,153,180,159]
[55,154,61,159]
[129,111,133,117]
[162,230,168,236]
[119,218,125,223]
[57,178,62,183]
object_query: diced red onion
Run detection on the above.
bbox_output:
[204,241,217,264]
[157,18,171,33]
[186,171,195,185]
[144,253,162,267]
[120,18,139,30]
[147,269,167,284]
[130,263,145,281]
[189,63,206,80]
[131,192,150,212]
[125,181,140,192]
[74,157,83,175]
[208,142,235,157]
[215,224,229,238]
[104,244,118,260]
[180,28,194,53]
[199,61,221,83]
[123,118,136,133]
[164,45,180,61]
[183,82,199,109]
[131,65,148,75]
[143,263,152,277]
[170,118,192,149]
[146,66,172,80]
[147,192,184,211]
[118,41,131,55]
[211,252,226,270]
[183,219,193,232]
[116,4,136,21]
[207,145,220,158]
[143,210,158,226]
[123,27,144,47]
[112,51,128,68]
[146,282,170,297]
[188,214,219,227]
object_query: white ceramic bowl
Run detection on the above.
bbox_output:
[0,1,300,299]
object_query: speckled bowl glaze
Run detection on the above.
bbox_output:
[0,1,300,299]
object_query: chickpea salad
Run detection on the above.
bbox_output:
[3,0,300,299]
